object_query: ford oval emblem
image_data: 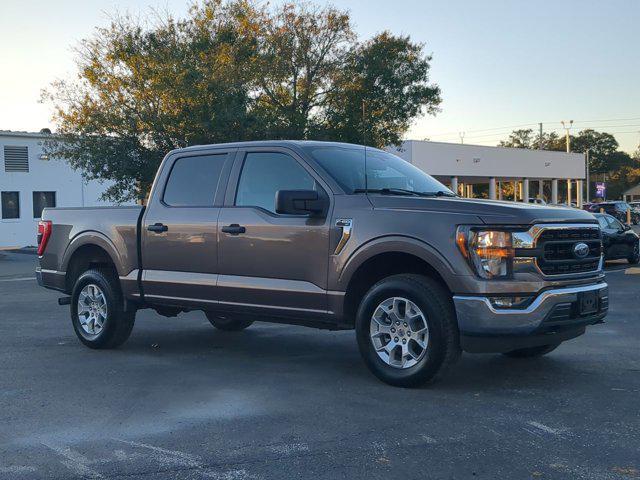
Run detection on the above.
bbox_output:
[573,242,590,259]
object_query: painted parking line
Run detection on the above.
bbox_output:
[0,277,37,282]
[624,267,640,275]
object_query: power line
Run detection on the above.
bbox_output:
[425,116,640,140]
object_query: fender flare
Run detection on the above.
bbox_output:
[338,235,458,292]
[61,231,125,277]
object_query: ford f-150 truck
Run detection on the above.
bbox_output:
[37,141,608,386]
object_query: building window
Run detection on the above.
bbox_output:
[33,191,56,218]
[1,192,20,219]
[4,146,29,172]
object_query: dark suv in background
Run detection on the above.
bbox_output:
[586,201,639,225]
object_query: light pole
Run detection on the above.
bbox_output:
[561,120,573,153]
[459,132,465,144]
[585,149,590,203]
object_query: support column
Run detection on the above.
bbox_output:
[552,179,558,204]
[538,180,544,199]
[567,179,573,205]
[467,184,474,198]
[450,176,458,196]
[576,180,583,208]
[498,181,503,200]
[512,181,518,202]
[523,178,530,203]
[489,177,497,200]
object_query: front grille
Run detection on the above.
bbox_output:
[536,228,602,276]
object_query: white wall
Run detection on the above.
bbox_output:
[388,140,586,180]
[0,133,118,248]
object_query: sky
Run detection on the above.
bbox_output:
[1,0,639,152]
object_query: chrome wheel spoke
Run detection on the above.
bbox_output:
[370,296,429,369]
[77,284,107,336]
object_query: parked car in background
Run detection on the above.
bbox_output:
[528,198,546,205]
[594,213,639,264]
[588,201,639,225]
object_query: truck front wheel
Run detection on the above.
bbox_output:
[355,274,461,387]
[70,269,135,349]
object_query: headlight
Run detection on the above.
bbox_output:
[456,227,514,279]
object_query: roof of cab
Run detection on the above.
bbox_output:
[166,139,370,156]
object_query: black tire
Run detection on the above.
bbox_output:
[628,242,639,265]
[70,269,135,349]
[502,344,559,358]
[355,274,461,388]
[205,312,254,331]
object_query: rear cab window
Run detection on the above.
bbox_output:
[163,154,229,207]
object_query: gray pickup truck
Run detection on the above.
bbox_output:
[37,141,608,386]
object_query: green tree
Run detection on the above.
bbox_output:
[322,32,441,147]
[569,129,622,173]
[253,3,354,139]
[43,0,264,201]
[43,0,441,202]
[498,129,563,150]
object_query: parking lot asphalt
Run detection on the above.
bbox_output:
[1,253,639,480]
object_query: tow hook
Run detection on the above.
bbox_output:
[58,297,71,306]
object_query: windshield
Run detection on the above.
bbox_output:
[304,145,452,195]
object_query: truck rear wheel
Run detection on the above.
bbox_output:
[355,274,461,387]
[205,312,254,331]
[70,269,135,349]
[502,344,559,358]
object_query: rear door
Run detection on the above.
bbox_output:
[141,149,236,307]
[216,147,332,318]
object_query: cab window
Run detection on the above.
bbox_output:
[235,152,318,213]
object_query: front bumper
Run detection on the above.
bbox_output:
[454,282,608,353]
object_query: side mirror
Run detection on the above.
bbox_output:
[275,190,327,217]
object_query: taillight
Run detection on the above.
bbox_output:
[37,220,52,256]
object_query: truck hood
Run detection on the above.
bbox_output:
[368,196,598,225]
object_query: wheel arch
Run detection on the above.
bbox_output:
[339,237,458,326]
[62,233,121,293]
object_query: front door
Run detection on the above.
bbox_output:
[141,149,235,307]
[217,148,332,318]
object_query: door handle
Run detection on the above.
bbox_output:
[222,224,246,235]
[147,223,168,233]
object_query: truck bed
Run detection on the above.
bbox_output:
[38,206,144,293]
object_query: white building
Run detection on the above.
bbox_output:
[0,130,116,248]
[389,140,586,205]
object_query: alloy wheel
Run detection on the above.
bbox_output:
[77,284,108,335]
[369,297,429,369]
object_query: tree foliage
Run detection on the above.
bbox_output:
[43,0,441,202]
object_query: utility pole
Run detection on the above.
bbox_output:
[459,132,465,144]
[539,123,543,149]
[561,120,574,153]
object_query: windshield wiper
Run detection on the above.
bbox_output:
[353,188,423,197]
[353,188,457,198]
